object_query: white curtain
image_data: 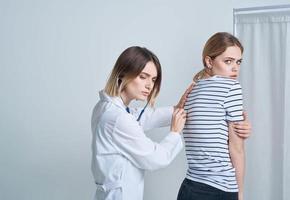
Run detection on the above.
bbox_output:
[234,10,290,200]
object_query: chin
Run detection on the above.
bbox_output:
[136,96,147,101]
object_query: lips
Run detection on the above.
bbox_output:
[142,92,149,96]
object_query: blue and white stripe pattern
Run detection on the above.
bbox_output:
[183,75,244,192]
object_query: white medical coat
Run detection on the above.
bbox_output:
[91,91,183,200]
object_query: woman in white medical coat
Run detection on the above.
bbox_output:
[91,46,190,200]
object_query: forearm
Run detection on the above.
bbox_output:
[141,106,173,131]
[228,121,245,200]
[229,144,245,200]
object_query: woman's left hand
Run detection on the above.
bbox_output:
[174,82,195,110]
[233,111,252,139]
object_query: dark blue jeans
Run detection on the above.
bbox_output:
[177,178,238,200]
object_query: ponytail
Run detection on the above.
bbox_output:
[193,68,209,82]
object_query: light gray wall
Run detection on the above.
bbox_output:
[0,0,289,200]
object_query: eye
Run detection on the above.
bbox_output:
[237,60,242,65]
[139,75,146,79]
[152,78,157,83]
[224,60,232,65]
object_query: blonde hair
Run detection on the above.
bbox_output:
[193,32,244,82]
[104,46,162,106]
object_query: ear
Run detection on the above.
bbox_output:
[205,56,213,68]
[117,77,122,86]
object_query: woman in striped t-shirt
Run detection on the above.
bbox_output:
[177,32,251,200]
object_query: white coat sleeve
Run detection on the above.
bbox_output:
[111,113,183,171]
[132,106,173,131]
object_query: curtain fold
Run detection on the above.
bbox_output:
[234,10,290,200]
[283,22,290,200]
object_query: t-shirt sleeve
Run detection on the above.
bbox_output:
[224,81,244,122]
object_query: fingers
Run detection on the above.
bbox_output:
[178,98,187,109]
[233,122,252,131]
[173,107,179,115]
[175,108,186,118]
[171,108,186,133]
[233,128,250,139]
[234,128,250,134]
[237,132,250,138]
[183,82,195,98]
[186,82,195,94]
[232,117,252,139]
[233,123,251,139]
[233,124,250,130]
[242,111,249,121]
[176,82,195,109]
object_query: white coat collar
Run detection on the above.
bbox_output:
[99,90,127,110]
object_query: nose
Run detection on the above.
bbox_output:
[145,80,154,91]
[232,64,239,72]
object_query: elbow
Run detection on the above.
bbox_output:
[137,153,172,171]
[144,161,170,171]
[147,156,171,171]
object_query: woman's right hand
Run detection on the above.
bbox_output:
[170,108,186,133]
[233,111,251,139]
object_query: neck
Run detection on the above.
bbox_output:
[204,69,213,78]
[120,92,131,106]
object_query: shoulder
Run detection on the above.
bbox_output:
[214,77,242,91]
[115,111,136,125]
[114,111,142,134]
[215,76,240,85]
[195,76,239,86]
[192,76,240,94]
[97,106,143,140]
[94,102,130,128]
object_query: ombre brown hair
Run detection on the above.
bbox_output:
[104,46,162,106]
[193,32,244,82]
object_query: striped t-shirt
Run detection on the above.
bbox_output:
[183,75,244,192]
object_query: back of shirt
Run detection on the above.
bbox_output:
[183,75,244,192]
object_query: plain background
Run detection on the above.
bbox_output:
[0,0,289,199]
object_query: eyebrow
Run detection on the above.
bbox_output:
[140,72,157,79]
[224,57,243,61]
